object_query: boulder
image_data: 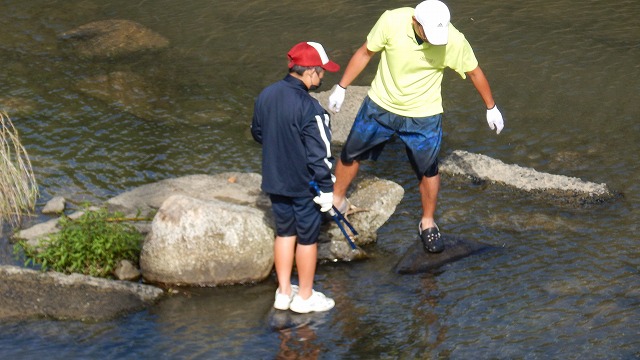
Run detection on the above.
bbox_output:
[317,177,404,261]
[0,265,163,321]
[59,19,169,59]
[117,173,404,284]
[140,194,274,286]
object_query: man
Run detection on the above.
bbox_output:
[327,0,504,253]
[251,41,339,313]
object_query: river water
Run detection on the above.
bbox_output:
[1,0,639,358]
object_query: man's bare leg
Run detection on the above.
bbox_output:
[333,159,360,209]
[419,174,440,229]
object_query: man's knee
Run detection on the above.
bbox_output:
[423,160,439,178]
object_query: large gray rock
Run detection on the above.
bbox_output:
[140,194,274,286]
[0,265,163,321]
[107,172,267,218]
[59,19,169,59]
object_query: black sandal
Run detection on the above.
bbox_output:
[419,222,445,253]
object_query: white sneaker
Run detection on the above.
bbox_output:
[273,285,299,310]
[289,290,335,314]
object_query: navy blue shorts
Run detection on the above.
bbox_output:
[269,194,321,245]
[341,96,442,180]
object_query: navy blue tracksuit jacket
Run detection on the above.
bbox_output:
[251,74,334,197]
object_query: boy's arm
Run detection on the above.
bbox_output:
[250,109,263,144]
[302,112,334,192]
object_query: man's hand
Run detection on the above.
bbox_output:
[313,191,334,213]
[328,85,346,112]
[486,106,504,134]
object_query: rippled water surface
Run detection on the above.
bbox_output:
[1,0,639,358]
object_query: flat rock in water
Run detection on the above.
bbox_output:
[440,150,615,205]
[394,236,495,274]
[0,265,163,321]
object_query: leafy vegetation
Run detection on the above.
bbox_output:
[15,207,143,278]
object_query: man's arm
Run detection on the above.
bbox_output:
[466,65,505,134]
[338,42,376,88]
[328,42,376,112]
[466,65,495,109]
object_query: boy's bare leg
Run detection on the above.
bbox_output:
[295,243,317,299]
[274,235,296,295]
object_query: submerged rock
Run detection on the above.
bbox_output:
[76,71,173,122]
[394,236,496,274]
[267,308,330,331]
[59,19,169,59]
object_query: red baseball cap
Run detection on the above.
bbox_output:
[287,41,340,72]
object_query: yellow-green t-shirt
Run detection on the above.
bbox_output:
[366,7,479,117]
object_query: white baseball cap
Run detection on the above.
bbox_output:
[414,0,451,45]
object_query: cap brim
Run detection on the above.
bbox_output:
[425,27,448,45]
[321,61,340,72]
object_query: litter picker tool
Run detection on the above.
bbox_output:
[310,181,358,250]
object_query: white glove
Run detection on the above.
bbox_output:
[313,191,334,213]
[486,105,504,134]
[328,85,346,112]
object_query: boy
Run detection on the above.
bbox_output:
[251,41,340,313]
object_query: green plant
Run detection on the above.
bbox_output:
[0,111,38,226]
[16,207,143,278]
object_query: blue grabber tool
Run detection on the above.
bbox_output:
[310,181,358,250]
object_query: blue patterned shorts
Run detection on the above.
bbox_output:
[341,96,442,179]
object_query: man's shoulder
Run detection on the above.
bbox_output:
[447,24,468,45]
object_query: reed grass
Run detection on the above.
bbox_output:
[0,111,38,226]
